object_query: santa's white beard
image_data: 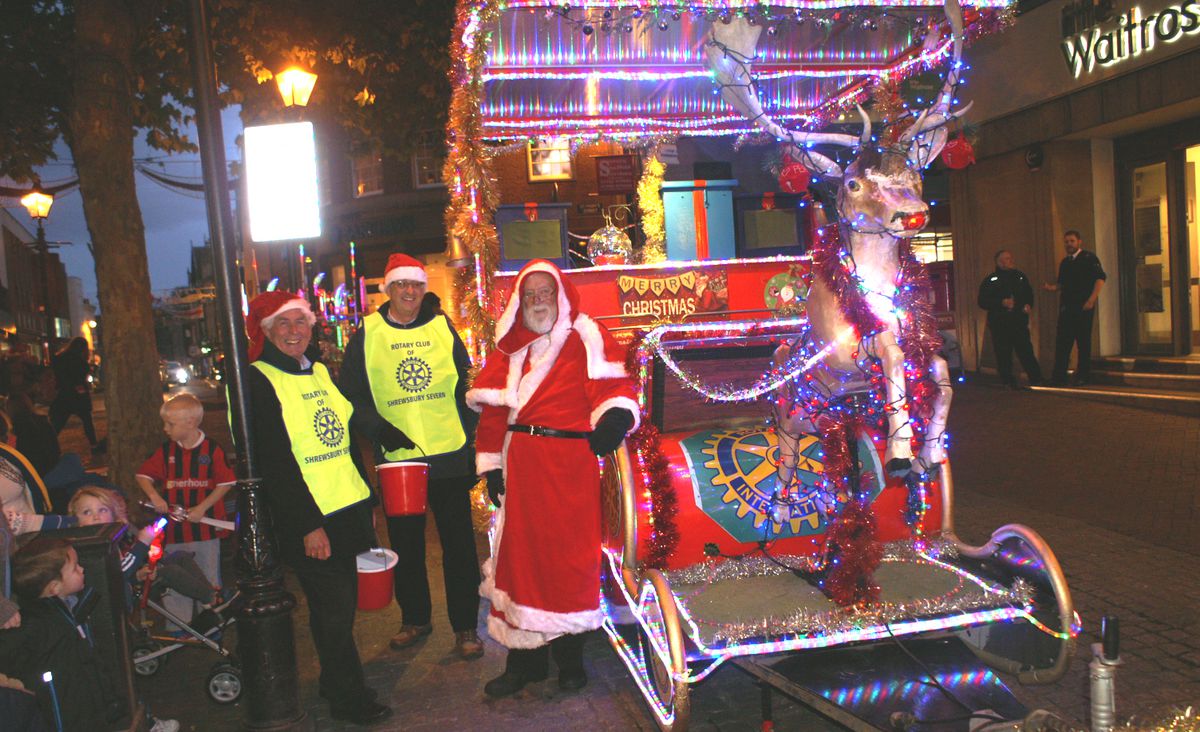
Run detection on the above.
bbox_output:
[523,306,555,334]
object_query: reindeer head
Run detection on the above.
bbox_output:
[706,0,971,238]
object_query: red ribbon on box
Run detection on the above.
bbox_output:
[524,202,539,221]
[762,192,776,211]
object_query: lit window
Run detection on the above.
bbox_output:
[909,232,954,263]
[412,130,446,189]
[352,153,383,198]
[527,138,573,182]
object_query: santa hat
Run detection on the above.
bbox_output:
[380,253,427,292]
[494,259,579,355]
[246,291,315,362]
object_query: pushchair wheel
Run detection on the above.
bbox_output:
[206,662,242,704]
[132,643,163,676]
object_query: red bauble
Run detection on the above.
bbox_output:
[778,162,810,194]
[940,136,976,170]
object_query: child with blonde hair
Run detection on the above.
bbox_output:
[135,394,236,627]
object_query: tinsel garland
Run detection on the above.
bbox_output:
[626,424,679,569]
[664,541,1034,646]
[445,0,503,354]
[1115,707,1200,732]
[636,150,667,264]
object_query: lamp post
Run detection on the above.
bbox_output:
[275,67,317,297]
[20,190,56,361]
[184,1,305,729]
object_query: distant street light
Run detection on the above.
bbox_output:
[20,189,57,361]
[275,67,318,108]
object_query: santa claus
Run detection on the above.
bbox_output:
[468,259,639,697]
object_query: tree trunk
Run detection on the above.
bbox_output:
[69,0,163,491]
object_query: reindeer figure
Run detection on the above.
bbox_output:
[705,0,970,480]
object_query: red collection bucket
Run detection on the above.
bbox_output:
[378,461,429,517]
[356,548,398,612]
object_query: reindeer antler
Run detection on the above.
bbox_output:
[897,0,973,169]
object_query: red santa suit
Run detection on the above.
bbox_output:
[468,260,639,649]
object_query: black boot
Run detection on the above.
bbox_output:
[551,633,587,691]
[484,647,549,698]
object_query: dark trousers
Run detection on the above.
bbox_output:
[291,552,371,706]
[50,396,97,445]
[1052,306,1095,382]
[988,313,1042,384]
[506,633,586,678]
[386,474,481,632]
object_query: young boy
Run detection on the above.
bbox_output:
[135,394,235,627]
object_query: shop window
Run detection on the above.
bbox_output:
[412,131,446,189]
[909,232,954,263]
[527,138,573,182]
[352,153,383,198]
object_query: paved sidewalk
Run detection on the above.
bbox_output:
[67,382,1199,730]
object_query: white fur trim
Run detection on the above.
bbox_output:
[487,614,561,649]
[381,266,427,292]
[260,299,315,331]
[512,316,571,416]
[465,387,507,412]
[476,452,502,474]
[589,396,642,432]
[489,587,604,635]
[494,261,573,345]
[574,314,629,380]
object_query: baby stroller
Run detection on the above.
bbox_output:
[128,508,244,704]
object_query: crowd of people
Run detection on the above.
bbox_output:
[0,253,639,730]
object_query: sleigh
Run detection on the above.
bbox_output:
[594,310,1078,731]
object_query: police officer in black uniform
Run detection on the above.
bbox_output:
[978,249,1043,388]
[1043,229,1107,386]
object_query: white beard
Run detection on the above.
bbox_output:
[522,305,555,335]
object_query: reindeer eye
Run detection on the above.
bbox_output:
[846,179,862,192]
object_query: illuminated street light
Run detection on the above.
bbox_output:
[20,190,54,220]
[275,67,318,108]
[20,189,57,360]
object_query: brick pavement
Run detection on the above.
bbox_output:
[56,383,1200,729]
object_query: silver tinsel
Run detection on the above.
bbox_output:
[663,540,1036,646]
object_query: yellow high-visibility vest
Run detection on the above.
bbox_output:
[363,311,466,461]
[252,360,370,515]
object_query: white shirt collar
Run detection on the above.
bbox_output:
[178,430,206,450]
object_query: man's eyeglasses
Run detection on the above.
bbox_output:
[390,280,426,291]
[521,287,556,302]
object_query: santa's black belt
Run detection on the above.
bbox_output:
[508,424,590,439]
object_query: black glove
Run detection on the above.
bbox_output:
[485,470,505,508]
[379,423,416,452]
[588,408,635,456]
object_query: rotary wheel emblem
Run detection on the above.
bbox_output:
[313,407,345,448]
[396,357,433,393]
[701,429,825,535]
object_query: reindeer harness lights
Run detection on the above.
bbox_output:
[704,0,972,509]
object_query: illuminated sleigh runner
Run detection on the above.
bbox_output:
[598,318,1079,731]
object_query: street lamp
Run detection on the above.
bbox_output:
[275,67,318,296]
[275,67,318,108]
[20,189,56,361]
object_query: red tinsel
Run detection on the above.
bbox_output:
[628,424,679,570]
[810,226,886,340]
[821,497,883,606]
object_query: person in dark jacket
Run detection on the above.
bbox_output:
[1043,230,1107,386]
[339,253,483,660]
[978,250,1043,388]
[49,338,100,451]
[245,291,394,726]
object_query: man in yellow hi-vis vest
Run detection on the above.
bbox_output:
[340,253,483,661]
[246,291,407,726]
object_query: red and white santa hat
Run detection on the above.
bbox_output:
[246,291,315,362]
[380,253,427,292]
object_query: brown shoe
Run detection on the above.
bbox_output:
[389,624,433,650]
[454,630,484,660]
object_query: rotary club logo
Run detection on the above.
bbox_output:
[699,428,825,537]
[396,357,433,393]
[313,407,345,448]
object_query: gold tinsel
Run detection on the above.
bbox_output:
[444,0,503,356]
[1114,707,1200,732]
[636,149,667,264]
[468,476,494,534]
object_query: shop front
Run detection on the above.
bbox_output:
[949,0,1200,370]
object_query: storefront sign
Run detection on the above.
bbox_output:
[616,269,728,319]
[1062,1,1200,77]
[595,155,640,195]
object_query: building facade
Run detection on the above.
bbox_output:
[0,208,71,361]
[950,0,1200,371]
